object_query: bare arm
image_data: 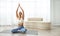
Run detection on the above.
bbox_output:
[19,4,24,20]
[20,6,24,12]
[16,4,20,19]
[16,10,18,19]
[21,7,24,20]
[22,11,24,20]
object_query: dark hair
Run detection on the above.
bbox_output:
[19,12,22,18]
[19,12,22,15]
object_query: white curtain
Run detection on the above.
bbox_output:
[0,0,50,25]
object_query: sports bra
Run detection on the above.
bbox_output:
[18,18,24,23]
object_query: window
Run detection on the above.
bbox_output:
[0,0,50,25]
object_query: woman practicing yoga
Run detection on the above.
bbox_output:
[11,4,27,33]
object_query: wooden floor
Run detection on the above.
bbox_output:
[0,26,60,36]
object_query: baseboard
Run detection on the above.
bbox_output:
[52,24,60,27]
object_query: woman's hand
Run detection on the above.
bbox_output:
[18,3,20,6]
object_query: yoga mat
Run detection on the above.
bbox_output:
[0,29,38,35]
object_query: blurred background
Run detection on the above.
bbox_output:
[0,0,50,25]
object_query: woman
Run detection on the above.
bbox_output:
[16,3,24,27]
[11,4,27,33]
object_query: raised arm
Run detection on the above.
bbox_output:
[16,4,20,19]
[19,4,24,20]
[22,11,24,20]
[20,6,24,12]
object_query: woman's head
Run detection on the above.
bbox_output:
[19,12,22,15]
[19,12,22,17]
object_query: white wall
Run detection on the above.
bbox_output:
[0,0,50,25]
[0,0,12,25]
[35,0,50,21]
[51,0,60,25]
